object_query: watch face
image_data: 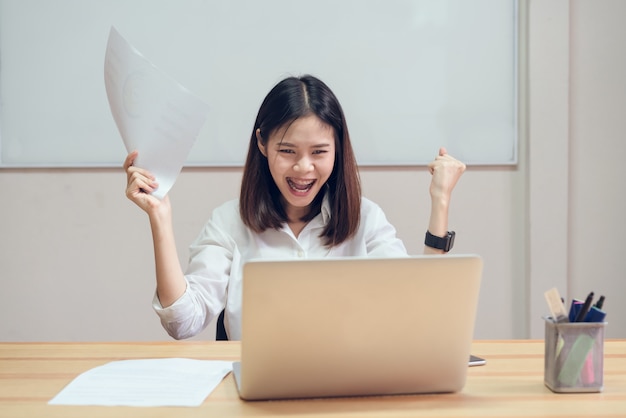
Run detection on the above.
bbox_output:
[446,232,455,252]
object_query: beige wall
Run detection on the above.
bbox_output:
[1,0,624,341]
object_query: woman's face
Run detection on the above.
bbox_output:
[258,114,336,221]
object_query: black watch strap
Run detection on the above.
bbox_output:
[424,230,455,252]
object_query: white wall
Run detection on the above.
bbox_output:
[524,0,626,338]
[568,0,626,336]
[1,0,625,341]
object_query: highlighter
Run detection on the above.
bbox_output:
[568,299,583,322]
[581,352,596,385]
[558,333,595,386]
[583,306,606,323]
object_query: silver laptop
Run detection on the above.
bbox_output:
[233,254,483,401]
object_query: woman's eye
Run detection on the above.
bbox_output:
[278,149,295,154]
[312,150,327,155]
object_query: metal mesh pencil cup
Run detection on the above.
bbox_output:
[544,317,606,393]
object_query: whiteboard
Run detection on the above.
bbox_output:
[0,0,518,167]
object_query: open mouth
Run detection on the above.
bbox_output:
[287,178,316,193]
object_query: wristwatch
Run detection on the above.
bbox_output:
[424,230,455,252]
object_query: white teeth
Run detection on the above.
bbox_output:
[288,178,314,191]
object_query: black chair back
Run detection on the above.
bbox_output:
[216,309,228,341]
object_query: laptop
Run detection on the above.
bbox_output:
[233,254,483,401]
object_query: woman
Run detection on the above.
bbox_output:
[124,75,465,340]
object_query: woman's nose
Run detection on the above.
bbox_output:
[293,156,313,172]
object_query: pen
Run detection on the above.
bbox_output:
[574,292,594,322]
[594,295,605,310]
[584,296,607,323]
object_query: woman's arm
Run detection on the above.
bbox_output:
[424,147,466,254]
[124,151,186,307]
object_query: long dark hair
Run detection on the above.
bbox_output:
[239,75,361,247]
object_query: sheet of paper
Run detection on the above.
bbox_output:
[49,358,232,407]
[104,26,210,199]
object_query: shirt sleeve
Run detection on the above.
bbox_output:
[152,204,237,340]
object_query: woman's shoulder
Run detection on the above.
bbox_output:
[212,198,239,212]
[193,198,246,245]
[360,196,385,213]
[209,198,241,224]
[358,196,394,228]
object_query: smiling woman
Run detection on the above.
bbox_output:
[241,76,356,246]
[256,115,336,236]
[123,74,467,341]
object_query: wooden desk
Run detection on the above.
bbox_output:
[1,340,625,417]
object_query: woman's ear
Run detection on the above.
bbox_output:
[256,128,267,157]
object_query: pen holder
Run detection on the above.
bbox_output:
[544,317,606,393]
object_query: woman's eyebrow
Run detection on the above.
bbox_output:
[275,142,331,148]
[274,141,296,148]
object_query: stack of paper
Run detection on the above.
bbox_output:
[49,358,232,407]
[104,26,210,199]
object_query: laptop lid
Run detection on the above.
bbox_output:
[233,254,483,401]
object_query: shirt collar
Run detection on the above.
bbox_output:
[320,192,331,224]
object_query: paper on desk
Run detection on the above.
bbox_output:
[49,358,232,407]
[104,26,210,199]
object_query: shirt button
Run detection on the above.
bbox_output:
[297,250,305,258]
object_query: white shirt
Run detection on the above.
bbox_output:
[152,196,407,340]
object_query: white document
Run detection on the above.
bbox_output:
[49,358,232,407]
[104,26,210,199]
